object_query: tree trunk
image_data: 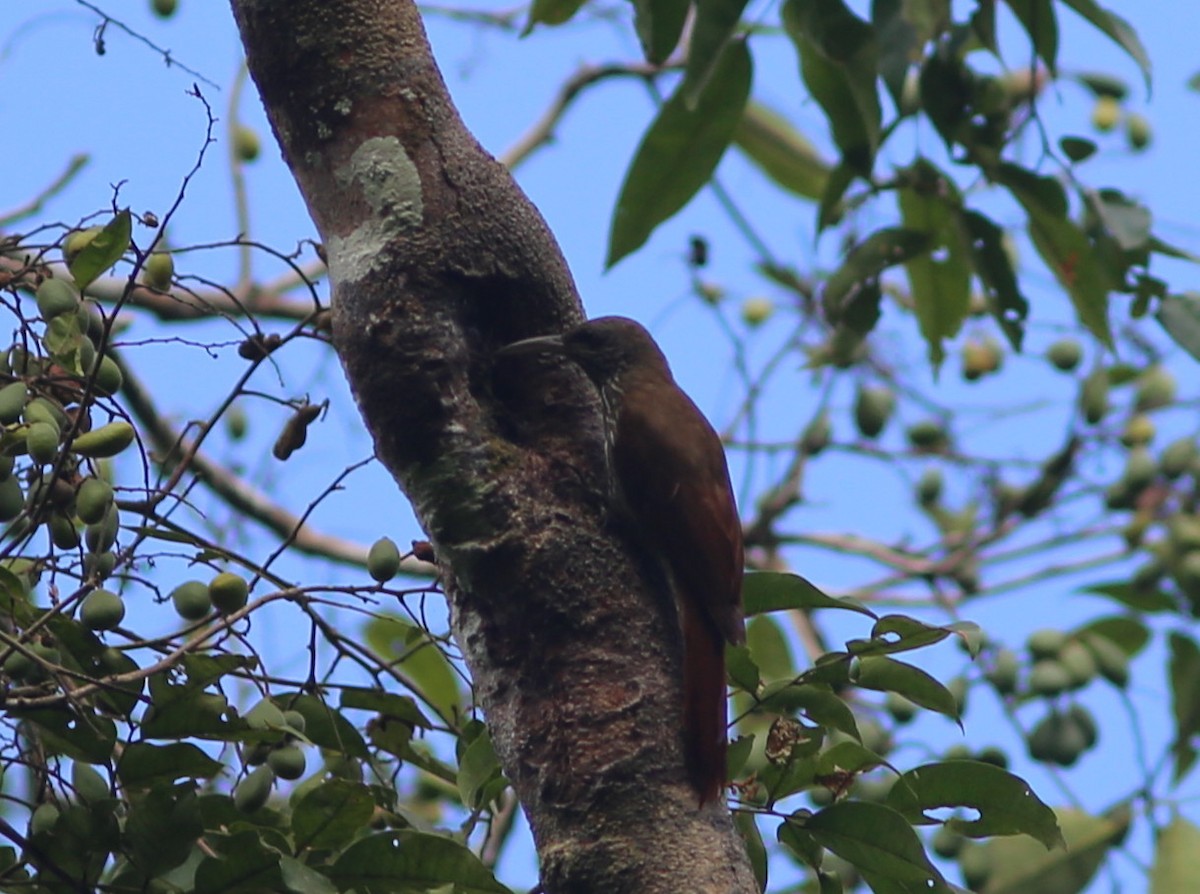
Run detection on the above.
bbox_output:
[229,2,755,891]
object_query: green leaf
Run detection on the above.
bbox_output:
[998,165,1113,345]
[747,615,795,681]
[1075,615,1148,655]
[778,813,823,868]
[871,0,951,107]
[1006,0,1058,74]
[1084,581,1177,613]
[743,571,875,618]
[734,809,769,890]
[458,728,505,809]
[292,779,377,852]
[1059,0,1150,88]
[1168,631,1200,783]
[1157,292,1200,361]
[340,686,432,728]
[68,210,131,292]
[124,784,202,878]
[280,855,339,894]
[683,0,751,102]
[867,614,956,653]
[977,808,1128,894]
[630,0,689,63]
[14,707,117,762]
[365,616,462,725]
[1151,816,1200,894]
[328,831,513,893]
[286,693,370,759]
[734,102,831,200]
[117,742,223,786]
[898,163,971,366]
[852,655,959,720]
[1059,136,1097,162]
[1088,189,1151,251]
[522,0,587,33]
[816,740,884,776]
[782,0,881,172]
[887,761,1063,848]
[759,683,860,740]
[194,830,283,894]
[803,801,950,890]
[607,38,751,266]
[823,227,933,321]
[962,209,1028,350]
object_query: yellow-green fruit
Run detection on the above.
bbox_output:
[75,478,113,525]
[1135,365,1176,412]
[70,421,134,458]
[958,842,992,890]
[367,537,401,583]
[209,571,249,613]
[72,762,109,803]
[1059,640,1098,688]
[1046,338,1082,371]
[92,355,123,397]
[1090,96,1121,132]
[49,513,80,550]
[171,580,212,621]
[1079,367,1109,425]
[854,385,895,439]
[234,125,262,162]
[931,825,964,859]
[1120,414,1155,448]
[81,589,125,631]
[234,765,274,813]
[961,338,1002,381]
[26,422,60,465]
[0,477,22,521]
[1122,447,1157,491]
[1125,113,1151,150]
[29,803,60,836]
[267,745,306,780]
[226,404,248,441]
[1027,628,1066,660]
[740,296,774,327]
[142,252,174,290]
[63,227,103,265]
[1161,438,1198,479]
[0,382,26,424]
[36,279,80,319]
[1029,659,1072,697]
[152,0,178,18]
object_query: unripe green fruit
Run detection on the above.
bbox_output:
[1084,634,1129,688]
[72,762,109,803]
[853,385,895,439]
[1174,551,1200,603]
[92,355,123,397]
[0,382,27,424]
[233,125,262,162]
[1046,338,1082,371]
[209,571,249,613]
[226,404,248,441]
[1058,640,1098,688]
[1122,447,1157,492]
[916,467,942,507]
[84,551,116,582]
[1125,113,1151,150]
[960,337,1002,381]
[367,537,401,583]
[75,478,114,525]
[245,698,285,731]
[975,746,1009,769]
[0,476,24,522]
[29,803,60,836]
[152,0,178,19]
[24,398,66,433]
[885,691,917,724]
[1161,438,1198,479]
[1027,628,1066,660]
[282,710,306,733]
[36,279,80,319]
[81,589,125,631]
[1079,368,1109,425]
[985,648,1021,696]
[143,252,174,290]
[1120,414,1155,448]
[267,745,307,780]
[26,422,60,465]
[85,504,120,553]
[1029,659,1072,697]
[1135,365,1175,412]
[49,513,80,550]
[958,842,992,889]
[931,824,964,859]
[171,580,212,621]
[800,411,832,456]
[70,421,134,458]
[244,741,273,766]
[3,648,34,680]
[234,765,274,813]
[1028,710,1087,766]
[740,297,774,327]
[906,420,949,452]
[1091,96,1121,132]
[1066,704,1098,749]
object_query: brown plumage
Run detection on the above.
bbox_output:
[500,316,745,805]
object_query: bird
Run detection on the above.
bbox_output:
[499,316,745,805]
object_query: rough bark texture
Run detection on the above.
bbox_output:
[230,2,755,891]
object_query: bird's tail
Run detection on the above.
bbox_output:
[681,599,727,806]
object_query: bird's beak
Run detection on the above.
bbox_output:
[496,333,568,359]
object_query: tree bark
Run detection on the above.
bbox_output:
[229,2,755,891]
